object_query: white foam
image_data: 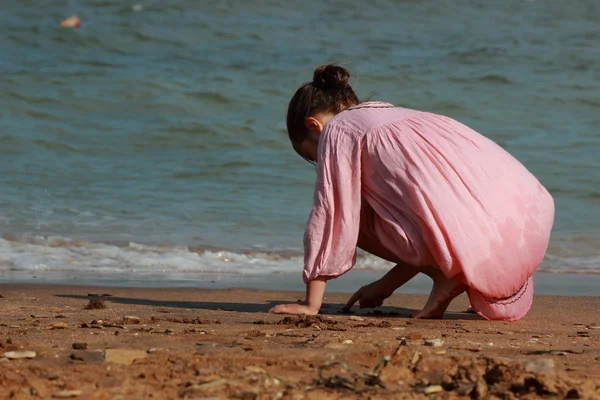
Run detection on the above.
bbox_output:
[0,236,598,278]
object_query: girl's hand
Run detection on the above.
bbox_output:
[269,277,327,315]
[269,303,319,315]
[344,279,394,310]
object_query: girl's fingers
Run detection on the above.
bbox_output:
[344,288,364,310]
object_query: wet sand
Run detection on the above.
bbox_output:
[0,284,599,399]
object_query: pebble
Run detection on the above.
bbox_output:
[31,314,50,319]
[52,390,82,398]
[411,351,422,366]
[69,351,104,363]
[122,316,141,324]
[423,385,443,395]
[424,338,444,347]
[50,323,69,330]
[349,316,364,321]
[3,351,37,359]
[342,339,353,344]
[72,343,87,350]
[146,348,164,354]
[587,324,600,330]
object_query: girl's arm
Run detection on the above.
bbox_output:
[269,277,327,315]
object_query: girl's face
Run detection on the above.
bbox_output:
[293,112,335,166]
[293,135,319,166]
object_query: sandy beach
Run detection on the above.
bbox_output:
[0,284,599,399]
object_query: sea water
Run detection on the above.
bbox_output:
[1,1,599,291]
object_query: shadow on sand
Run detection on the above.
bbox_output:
[54,294,483,320]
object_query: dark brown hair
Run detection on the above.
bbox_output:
[286,64,359,144]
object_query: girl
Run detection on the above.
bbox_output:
[270,64,554,320]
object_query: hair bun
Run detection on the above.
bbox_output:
[312,64,351,90]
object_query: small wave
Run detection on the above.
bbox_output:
[449,74,513,84]
[183,91,232,105]
[133,31,186,47]
[477,74,513,84]
[0,235,598,280]
[447,46,508,62]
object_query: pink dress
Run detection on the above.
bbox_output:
[303,102,555,321]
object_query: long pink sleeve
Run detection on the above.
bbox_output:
[302,124,362,283]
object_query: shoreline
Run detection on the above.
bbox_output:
[0,284,599,399]
[2,270,599,297]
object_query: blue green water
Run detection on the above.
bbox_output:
[1,0,599,283]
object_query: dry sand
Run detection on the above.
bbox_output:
[0,284,599,399]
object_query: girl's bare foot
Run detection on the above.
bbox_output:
[412,271,467,319]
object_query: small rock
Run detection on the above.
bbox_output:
[587,323,600,330]
[52,390,82,398]
[349,316,364,321]
[31,314,50,318]
[164,329,174,334]
[50,323,69,330]
[122,316,141,324]
[525,358,555,376]
[3,351,36,359]
[43,373,62,380]
[72,343,87,350]
[424,338,444,347]
[423,385,443,395]
[411,351,422,366]
[104,349,147,365]
[341,339,353,344]
[69,351,104,363]
[146,348,164,354]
